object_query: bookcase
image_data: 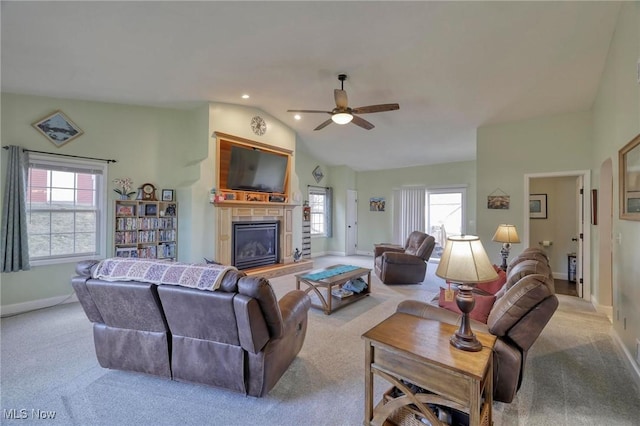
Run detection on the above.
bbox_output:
[113,200,178,260]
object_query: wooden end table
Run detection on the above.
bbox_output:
[295,264,371,315]
[362,312,496,426]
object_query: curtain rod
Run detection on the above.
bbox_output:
[2,146,117,163]
[307,184,330,189]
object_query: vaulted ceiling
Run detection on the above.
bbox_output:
[1,1,621,170]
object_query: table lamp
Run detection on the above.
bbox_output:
[492,224,520,271]
[435,235,498,352]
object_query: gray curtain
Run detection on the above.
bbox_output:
[1,146,30,272]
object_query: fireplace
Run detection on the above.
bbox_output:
[232,221,280,270]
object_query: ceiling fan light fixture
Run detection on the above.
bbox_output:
[332,112,353,125]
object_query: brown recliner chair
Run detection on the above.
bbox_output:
[396,247,558,403]
[374,231,436,284]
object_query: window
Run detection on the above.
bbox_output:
[26,154,107,265]
[308,186,332,237]
[425,187,466,258]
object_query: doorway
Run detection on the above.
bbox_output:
[524,171,591,301]
[346,190,358,255]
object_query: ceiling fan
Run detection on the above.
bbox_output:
[287,74,399,131]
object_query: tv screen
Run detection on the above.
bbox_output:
[227,145,288,193]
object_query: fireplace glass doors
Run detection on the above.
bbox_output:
[232,221,280,270]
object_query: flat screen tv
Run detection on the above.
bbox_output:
[227,145,288,193]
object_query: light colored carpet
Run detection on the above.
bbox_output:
[1,255,638,425]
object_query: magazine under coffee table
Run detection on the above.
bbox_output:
[295,264,371,315]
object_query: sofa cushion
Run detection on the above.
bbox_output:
[504,259,550,290]
[476,267,507,295]
[438,287,497,324]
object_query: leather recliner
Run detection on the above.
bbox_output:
[71,260,311,397]
[374,231,436,284]
[396,247,558,403]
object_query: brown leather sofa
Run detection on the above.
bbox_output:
[374,231,436,284]
[396,247,558,403]
[71,260,311,397]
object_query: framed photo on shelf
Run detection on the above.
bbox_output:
[529,194,547,219]
[31,110,84,147]
[116,204,135,216]
[162,189,174,201]
[165,204,177,216]
[144,204,158,216]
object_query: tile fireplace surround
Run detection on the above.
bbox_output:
[212,202,296,267]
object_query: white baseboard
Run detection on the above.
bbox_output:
[310,251,327,258]
[356,250,373,256]
[611,330,640,392]
[326,250,346,257]
[552,272,569,280]
[590,295,613,323]
[1,293,78,317]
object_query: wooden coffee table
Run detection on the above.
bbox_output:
[295,264,371,315]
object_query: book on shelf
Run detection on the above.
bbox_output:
[331,288,354,299]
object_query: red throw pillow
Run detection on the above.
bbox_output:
[438,287,497,324]
[476,268,507,295]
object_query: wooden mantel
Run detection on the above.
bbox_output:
[212,200,298,208]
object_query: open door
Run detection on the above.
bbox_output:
[525,171,591,301]
[576,176,584,298]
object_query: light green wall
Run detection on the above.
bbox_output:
[591,2,640,363]
[327,165,357,255]
[355,161,477,255]
[477,110,593,266]
[1,93,198,308]
[295,140,330,255]
[0,94,300,311]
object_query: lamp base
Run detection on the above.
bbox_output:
[450,331,482,352]
[450,284,482,352]
[499,243,511,271]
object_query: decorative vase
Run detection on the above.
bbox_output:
[119,194,129,200]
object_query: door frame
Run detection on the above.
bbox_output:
[346,189,358,256]
[524,170,591,302]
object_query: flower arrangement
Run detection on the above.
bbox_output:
[113,177,136,199]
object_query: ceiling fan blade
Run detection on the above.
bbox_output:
[351,103,400,114]
[287,109,331,114]
[334,89,348,109]
[314,118,334,131]
[351,115,375,130]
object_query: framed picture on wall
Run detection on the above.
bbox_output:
[529,194,547,219]
[31,110,84,147]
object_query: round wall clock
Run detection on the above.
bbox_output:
[250,116,267,136]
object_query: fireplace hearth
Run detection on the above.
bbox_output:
[232,221,280,270]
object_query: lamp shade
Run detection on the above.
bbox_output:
[331,112,353,125]
[492,224,521,244]
[435,235,498,284]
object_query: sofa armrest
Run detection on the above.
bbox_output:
[396,300,490,333]
[279,290,311,335]
[374,244,404,258]
[382,251,425,266]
